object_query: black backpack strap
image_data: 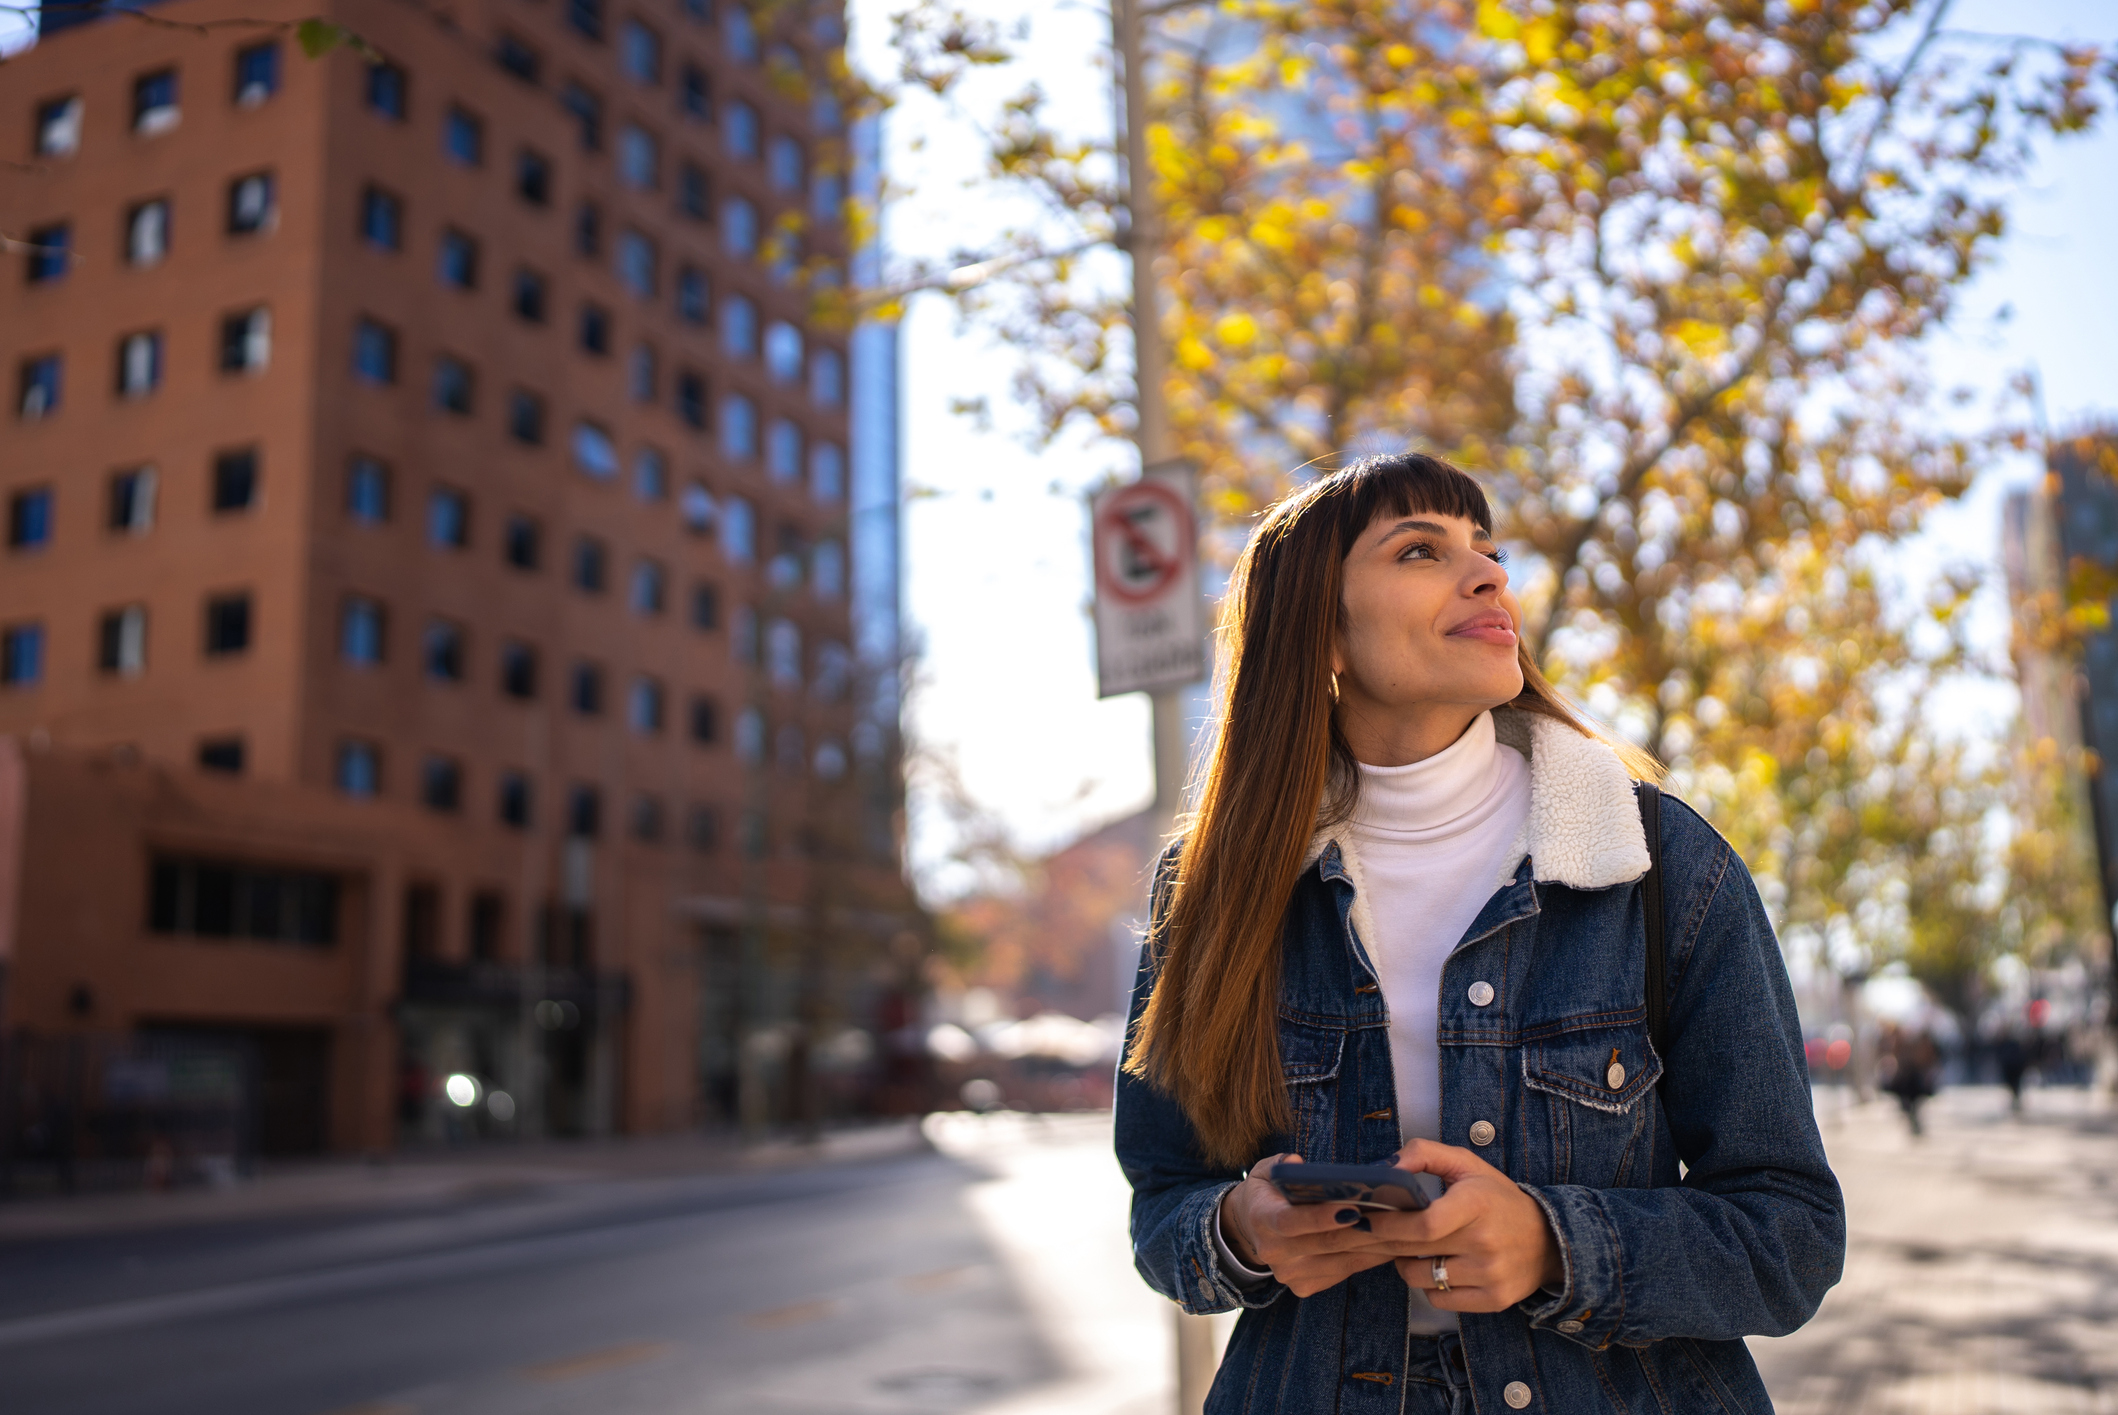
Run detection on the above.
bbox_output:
[1637,782,1668,1063]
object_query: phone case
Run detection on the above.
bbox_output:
[1267,1163,1444,1211]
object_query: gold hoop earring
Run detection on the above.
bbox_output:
[1328,671,1340,703]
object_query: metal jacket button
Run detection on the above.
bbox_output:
[1606,1061,1627,1089]
[1468,1120,1496,1147]
[1504,1380,1533,1408]
[1556,1319,1584,1334]
[1467,980,1494,1007]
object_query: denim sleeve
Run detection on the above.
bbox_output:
[1113,848,1289,1315]
[1520,819,1846,1347]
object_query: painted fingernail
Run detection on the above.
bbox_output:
[1334,1208,1360,1224]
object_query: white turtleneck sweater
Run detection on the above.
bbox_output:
[1217,711,1531,1329]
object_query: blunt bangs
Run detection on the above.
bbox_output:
[1328,453,1493,557]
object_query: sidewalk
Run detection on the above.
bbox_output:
[1752,1085,2118,1415]
[0,1120,929,1244]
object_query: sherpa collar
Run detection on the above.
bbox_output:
[1307,705,1650,895]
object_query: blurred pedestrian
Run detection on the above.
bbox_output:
[1995,1031,2030,1115]
[1115,455,1846,1415]
[1881,1025,1939,1136]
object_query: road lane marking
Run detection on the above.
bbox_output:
[524,1340,673,1382]
[743,1299,837,1329]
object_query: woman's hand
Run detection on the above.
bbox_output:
[1218,1154,1396,1298]
[1344,1139,1564,1312]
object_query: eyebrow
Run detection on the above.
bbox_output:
[1377,518,1494,543]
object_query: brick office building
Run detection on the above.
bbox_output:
[0,0,910,1160]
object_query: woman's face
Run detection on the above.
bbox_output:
[1332,510,1524,765]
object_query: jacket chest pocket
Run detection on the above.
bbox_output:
[1278,1019,1345,1162]
[1520,1024,1662,1187]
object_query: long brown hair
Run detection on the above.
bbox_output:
[1124,453,1658,1168]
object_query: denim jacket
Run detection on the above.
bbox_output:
[1115,707,1845,1414]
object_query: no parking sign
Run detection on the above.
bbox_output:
[1091,460,1206,697]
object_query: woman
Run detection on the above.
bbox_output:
[1115,454,1844,1414]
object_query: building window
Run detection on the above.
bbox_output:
[498,772,532,828]
[764,320,802,382]
[766,418,800,482]
[814,639,851,700]
[578,302,611,355]
[423,618,465,681]
[810,441,844,502]
[571,421,618,479]
[628,676,664,733]
[768,531,800,589]
[469,891,505,960]
[561,82,603,150]
[445,106,484,165]
[631,793,666,843]
[688,695,718,744]
[432,356,475,415]
[1,624,43,687]
[768,134,803,191]
[676,162,709,220]
[681,481,716,535]
[722,495,754,562]
[733,706,764,763]
[679,65,709,119]
[811,347,845,407]
[234,42,279,106]
[618,124,659,188]
[621,19,661,82]
[197,737,244,773]
[634,447,668,500]
[420,756,463,812]
[568,0,603,42]
[360,186,402,249]
[814,90,844,134]
[504,513,540,569]
[126,199,171,265]
[517,148,553,205]
[508,389,546,444]
[353,318,397,383]
[630,559,666,614]
[676,266,709,325]
[676,370,706,429]
[212,448,259,511]
[629,342,657,402]
[513,268,548,322]
[574,200,602,257]
[495,33,541,83]
[117,331,163,397]
[722,196,757,257]
[616,228,657,297]
[220,307,272,373]
[724,101,759,161]
[723,6,759,64]
[227,171,275,234]
[567,784,601,839]
[720,394,757,459]
[340,596,386,664]
[99,604,148,675]
[439,228,479,288]
[572,535,608,592]
[428,487,470,548]
[36,95,83,156]
[134,69,180,135]
[111,468,158,532]
[570,662,603,715]
[25,222,69,283]
[731,604,757,664]
[204,593,252,656]
[689,582,719,631]
[766,617,801,687]
[813,540,846,599]
[721,294,757,358]
[148,857,340,943]
[500,640,538,698]
[19,354,62,419]
[9,487,53,550]
[686,803,719,852]
[811,169,845,222]
[347,457,388,522]
[336,740,381,796]
[367,60,407,119]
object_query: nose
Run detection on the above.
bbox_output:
[1465,548,1508,597]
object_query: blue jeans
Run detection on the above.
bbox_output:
[1404,1333,1473,1415]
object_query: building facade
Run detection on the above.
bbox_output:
[0,0,909,1160]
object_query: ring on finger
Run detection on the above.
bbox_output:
[1431,1258,1450,1292]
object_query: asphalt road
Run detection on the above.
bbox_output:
[0,1144,1068,1415]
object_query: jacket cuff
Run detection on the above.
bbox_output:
[1174,1181,1286,1312]
[1516,1183,1622,1347]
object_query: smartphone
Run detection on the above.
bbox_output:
[1266,1161,1445,1212]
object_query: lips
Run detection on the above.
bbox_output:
[1446,611,1518,646]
